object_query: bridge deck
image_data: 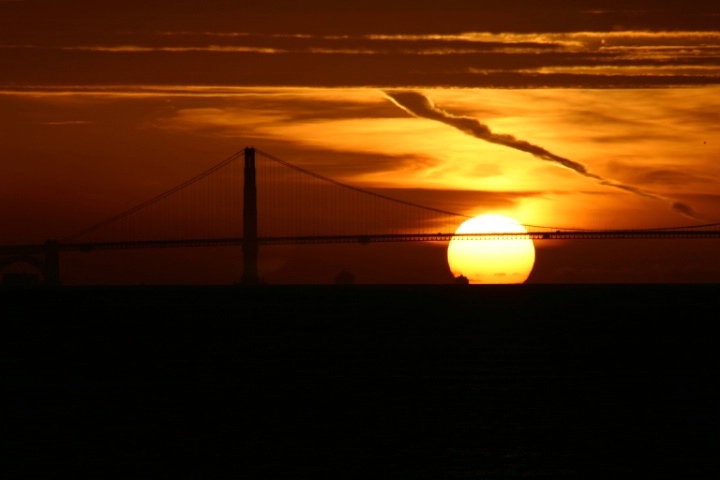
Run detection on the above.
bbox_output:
[2,230,720,254]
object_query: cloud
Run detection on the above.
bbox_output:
[5,29,720,88]
[383,90,704,220]
[606,160,713,186]
[42,120,93,125]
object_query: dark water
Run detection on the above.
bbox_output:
[3,285,719,478]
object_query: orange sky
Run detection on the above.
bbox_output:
[1,1,720,284]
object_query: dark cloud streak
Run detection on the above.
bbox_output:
[384,90,703,220]
[2,27,720,88]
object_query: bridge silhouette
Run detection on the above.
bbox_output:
[2,147,720,285]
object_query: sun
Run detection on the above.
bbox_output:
[447,214,536,284]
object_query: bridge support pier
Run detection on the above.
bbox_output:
[242,147,260,284]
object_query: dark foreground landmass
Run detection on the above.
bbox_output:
[3,284,719,478]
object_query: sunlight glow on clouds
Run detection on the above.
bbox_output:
[76,84,716,228]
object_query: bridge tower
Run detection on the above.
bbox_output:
[242,147,260,284]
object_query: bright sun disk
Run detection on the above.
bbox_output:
[447,214,536,284]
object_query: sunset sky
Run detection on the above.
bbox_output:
[2,0,720,284]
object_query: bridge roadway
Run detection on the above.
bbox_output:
[2,229,720,254]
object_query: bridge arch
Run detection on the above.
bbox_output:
[0,256,45,285]
[0,241,60,286]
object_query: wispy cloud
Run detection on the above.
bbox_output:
[384,90,703,220]
[42,120,92,125]
[521,65,720,77]
[3,29,719,88]
[54,45,285,54]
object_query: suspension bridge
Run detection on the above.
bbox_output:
[2,147,719,285]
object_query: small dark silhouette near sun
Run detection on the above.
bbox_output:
[335,270,356,285]
[454,275,469,285]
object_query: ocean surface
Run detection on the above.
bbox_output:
[3,284,719,478]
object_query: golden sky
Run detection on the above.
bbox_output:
[1,1,720,283]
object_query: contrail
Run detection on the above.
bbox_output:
[383,90,702,220]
